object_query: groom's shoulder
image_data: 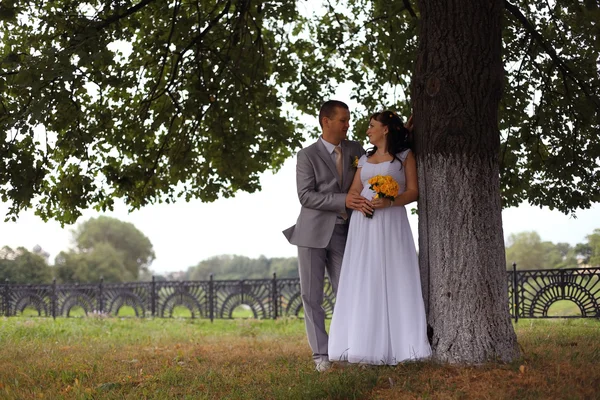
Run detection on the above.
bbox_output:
[299,140,322,154]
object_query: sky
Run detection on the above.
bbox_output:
[1,135,599,275]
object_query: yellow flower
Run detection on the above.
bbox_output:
[352,156,359,168]
[366,175,400,219]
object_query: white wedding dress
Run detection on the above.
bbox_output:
[328,150,431,365]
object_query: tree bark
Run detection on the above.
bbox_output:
[412,0,519,363]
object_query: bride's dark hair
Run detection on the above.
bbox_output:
[366,111,412,165]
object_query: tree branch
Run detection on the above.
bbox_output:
[182,0,232,55]
[0,71,19,77]
[145,0,232,105]
[403,0,417,18]
[140,0,182,116]
[504,0,600,110]
[95,0,156,30]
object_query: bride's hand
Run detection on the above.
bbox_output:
[405,114,414,132]
[358,198,374,216]
[371,197,393,210]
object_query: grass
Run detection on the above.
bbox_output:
[0,317,598,399]
[547,300,582,317]
[19,304,257,319]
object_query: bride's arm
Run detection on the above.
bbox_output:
[391,151,418,207]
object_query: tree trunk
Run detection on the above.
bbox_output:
[412,0,519,363]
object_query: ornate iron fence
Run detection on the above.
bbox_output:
[1,266,599,319]
[508,265,600,320]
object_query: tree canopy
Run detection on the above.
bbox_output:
[1,0,304,223]
[2,1,598,224]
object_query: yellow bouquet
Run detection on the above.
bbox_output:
[366,175,399,219]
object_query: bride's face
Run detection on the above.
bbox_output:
[366,119,388,147]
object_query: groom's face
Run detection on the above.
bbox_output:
[327,107,351,143]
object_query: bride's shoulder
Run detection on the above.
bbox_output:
[395,149,412,161]
[357,154,369,168]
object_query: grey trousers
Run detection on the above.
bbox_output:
[297,223,348,363]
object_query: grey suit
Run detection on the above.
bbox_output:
[283,138,365,363]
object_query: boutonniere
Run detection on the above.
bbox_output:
[351,156,359,168]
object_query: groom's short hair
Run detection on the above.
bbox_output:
[319,100,349,128]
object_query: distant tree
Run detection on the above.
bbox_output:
[506,231,546,270]
[269,257,298,278]
[505,232,578,270]
[55,242,133,283]
[0,246,52,283]
[73,216,154,279]
[551,242,579,269]
[575,243,592,265]
[54,216,154,282]
[186,254,297,280]
[554,243,572,260]
[585,229,600,267]
[187,255,228,281]
[541,241,564,269]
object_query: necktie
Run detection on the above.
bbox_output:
[334,146,343,182]
[334,146,348,220]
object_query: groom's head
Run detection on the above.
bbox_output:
[319,100,350,145]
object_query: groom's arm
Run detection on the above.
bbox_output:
[296,150,346,212]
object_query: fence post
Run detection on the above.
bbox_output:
[3,279,9,317]
[272,273,278,320]
[512,262,519,323]
[560,268,566,299]
[51,278,57,319]
[209,274,214,323]
[98,277,104,314]
[240,280,244,305]
[151,276,156,317]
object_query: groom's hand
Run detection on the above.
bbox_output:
[345,193,364,210]
[346,193,373,214]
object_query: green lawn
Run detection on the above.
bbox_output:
[547,300,582,317]
[18,304,257,319]
[0,317,598,399]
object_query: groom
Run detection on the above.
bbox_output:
[283,100,367,372]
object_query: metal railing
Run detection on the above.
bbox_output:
[1,266,599,319]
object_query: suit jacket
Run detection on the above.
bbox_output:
[283,138,365,248]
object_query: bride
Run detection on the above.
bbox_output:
[328,111,431,365]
